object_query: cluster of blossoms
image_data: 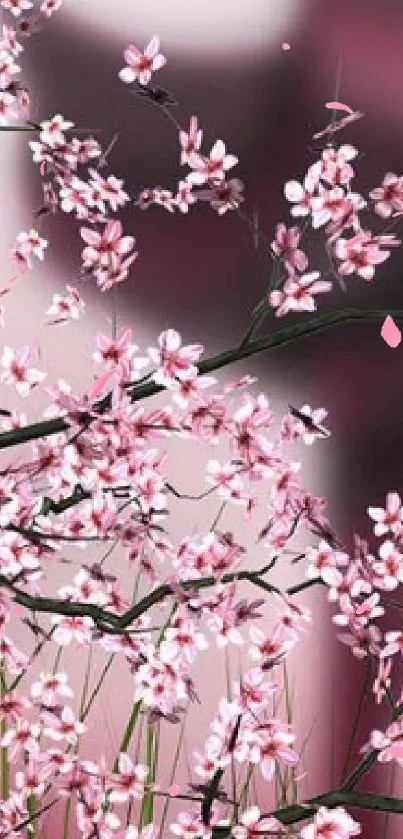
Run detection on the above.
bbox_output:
[0,22,401,839]
[0,0,63,126]
[119,36,244,218]
[26,113,136,294]
[0,318,368,838]
[0,316,360,839]
[269,144,402,316]
[298,489,403,765]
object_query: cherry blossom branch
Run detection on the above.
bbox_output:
[0,565,322,633]
[267,788,403,826]
[341,700,403,790]
[0,306,401,453]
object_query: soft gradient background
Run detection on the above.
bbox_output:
[1,1,403,836]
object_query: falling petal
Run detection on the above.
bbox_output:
[325,101,354,114]
[381,316,402,348]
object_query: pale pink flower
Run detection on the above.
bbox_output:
[335,230,395,281]
[12,228,48,270]
[50,615,94,646]
[1,721,40,761]
[175,179,196,213]
[15,760,52,797]
[119,36,166,86]
[1,0,32,17]
[252,720,299,781]
[311,187,365,230]
[93,327,137,375]
[368,492,403,538]
[31,671,74,706]
[369,172,403,218]
[46,285,85,325]
[320,143,358,186]
[231,807,282,839]
[88,168,130,213]
[0,345,46,397]
[187,139,238,186]
[306,540,349,586]
[248,623,294,664]
[110,754,147,802]
[0,90,18,125]
[162,615,208,665]
[152,187,176,213]
[180,116,203,166]
[270,272,332,317]
[234,667,276,713]
[39,113,74,147]
[40,0,63,17]
[271,223,308,273]
[0,49,19,87]
[371,540,403,590]
[43,706,86,742]
[170,811,212,839]
[80,220,137,280]
[381,630,403,659]
[171,369,216,409]
[370,720,403,766]
[299,806,361,839]
[94,251,138,292]
[58,175,94,218]
[148,329,203,388]
[283,161,322,217]
[1,24,24,57]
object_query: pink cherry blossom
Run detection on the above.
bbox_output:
[305,540,349,586]
[196,178,245,215]
[368,492,403,537]
[335,230,398,281]
[371,539,403,590]
[148,329,203,388]
[12,228,48,271]
[175,179,196,213]
[271,223,308,273]
[119,36,166,87]
[40,0,63,17]
[283,161,322,217]
[0,24,24,57]
[369,172,403,217]
[109,754,147,802]
[187,139,238,186]
[320,143,358,186]
[231,807,282,839]
[1,0,32,17]
[270,272,332,317]
[46,285,85,325]
[0,345,46,397]
[299,806,361,839]
[39,113,74,147]
[0,49,20,87]
[179,116,203,166]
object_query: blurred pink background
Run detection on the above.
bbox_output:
[1,1,403,835]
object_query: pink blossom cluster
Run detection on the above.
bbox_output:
[0,318,342,836]
[269,143,401,317]
[0,21,401,839]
